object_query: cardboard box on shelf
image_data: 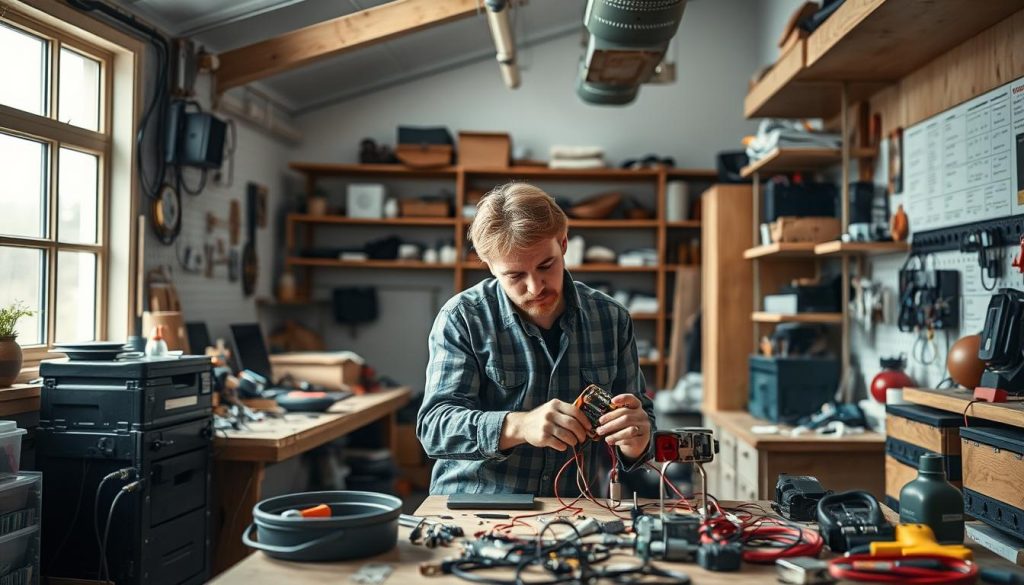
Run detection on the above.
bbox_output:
[269,352,363,391]
[458,132,511,168]
[769,216,841,243]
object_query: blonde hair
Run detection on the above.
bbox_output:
[469,182,567,261]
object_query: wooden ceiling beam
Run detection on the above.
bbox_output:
[215,0,482,92]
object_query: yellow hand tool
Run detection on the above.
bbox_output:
[868,524,973,561]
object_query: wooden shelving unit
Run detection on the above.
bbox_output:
[286,258,456,270]
[752,311,843,324]
[744,0,1020,119]
[289,215,456,227]
[813,240,909,256]
[743,243,817,260]
[740,147,875,179]
[284,163,717,389]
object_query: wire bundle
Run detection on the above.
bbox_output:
[829,554,978,585]
[699,503,824,563]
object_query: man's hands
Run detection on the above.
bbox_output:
[500,400,591,452]
[595,394,651,461]
[499,394,650,461]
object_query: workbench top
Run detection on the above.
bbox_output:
[706,409,886,452]
[211,496,1016,584]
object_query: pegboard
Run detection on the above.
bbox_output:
[853,245,1024,390]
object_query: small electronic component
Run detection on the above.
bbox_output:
[574,384,616,437]
[775,475,829,522]
[653,428,718,463]
[697,542,742,572]
[776,557,835,584]
[816,490,894,552]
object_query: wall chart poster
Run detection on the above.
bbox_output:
[904,75,1024,233]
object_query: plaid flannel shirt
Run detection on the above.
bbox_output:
[417,270,655,496]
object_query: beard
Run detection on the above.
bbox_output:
[518,290,559,317]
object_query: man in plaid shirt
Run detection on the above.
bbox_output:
[417,182,655,496]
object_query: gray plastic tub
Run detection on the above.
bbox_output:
[242,490,402,562]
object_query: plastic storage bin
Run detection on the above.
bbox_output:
[0,421,26,474]
[748,355,840,424]
[0,472,41,585]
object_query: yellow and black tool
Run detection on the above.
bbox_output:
[869,523,973,561]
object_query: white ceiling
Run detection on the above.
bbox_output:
[114,0,587,114]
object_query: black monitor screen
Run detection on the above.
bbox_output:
[186,322,211,355]
[230,323,272,380]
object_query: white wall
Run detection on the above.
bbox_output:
[282,0,763,393]
[294,0,760,168]
[755,0,812,68]
[144,74,295,346]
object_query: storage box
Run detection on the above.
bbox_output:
[0,422,26,475]
[269,352,363,392]
[0,473,41,584]
[395,144,452,168]
[346,184,385,219]
[400,199,450,218]
[962,426,1024,540]
[747,355,839,424]
[884,405,962,510]
[770,216,842,243]
[763,181,837,222]
[458,132,511,168]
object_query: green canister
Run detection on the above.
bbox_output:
[899,453,965,543]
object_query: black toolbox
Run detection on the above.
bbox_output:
[748,355,839,424]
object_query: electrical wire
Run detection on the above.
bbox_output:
[829,553,978,584]
[99,482,139,582]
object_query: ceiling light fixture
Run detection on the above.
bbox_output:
[577,0,687,105]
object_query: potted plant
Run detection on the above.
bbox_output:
[0,302,34,387]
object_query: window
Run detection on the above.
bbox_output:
[0,13,113,352]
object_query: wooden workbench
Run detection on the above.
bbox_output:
[211,495,1017,584]
[213,387,411,574]
[705,411,886,500]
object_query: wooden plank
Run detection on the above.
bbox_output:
[216,0,480,91]
[886,454,917,501]
[666,266,701,388]
[706,410,885,453]
[464,166,660,181]
[289,162,457,178]
[805,0,1024,82]
[290,215,456,227]
[886,413,961,456]
[963,438,1024,510]
[903,387,1024,429]
[0,384,42,417]
[286,258,457,270]
[814,240,910,256]
[702,185,754,412]
[740,147,876,178]
[743,243,819,259]
[215,388,411,462]
[751,311,843,324]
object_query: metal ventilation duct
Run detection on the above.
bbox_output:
[577,0,687,105]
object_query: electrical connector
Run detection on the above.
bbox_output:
[609,480,622,503]
[697,542,742,572]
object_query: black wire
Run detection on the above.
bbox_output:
[99,488,129,581]
[177,165,208,196]
[92,476,113,578]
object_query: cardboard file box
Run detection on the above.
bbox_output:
[884,403,963,510]
[269,352,364,391]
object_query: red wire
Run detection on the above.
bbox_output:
[829,554,978,585]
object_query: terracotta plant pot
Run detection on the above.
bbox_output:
[0,336,23,387]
